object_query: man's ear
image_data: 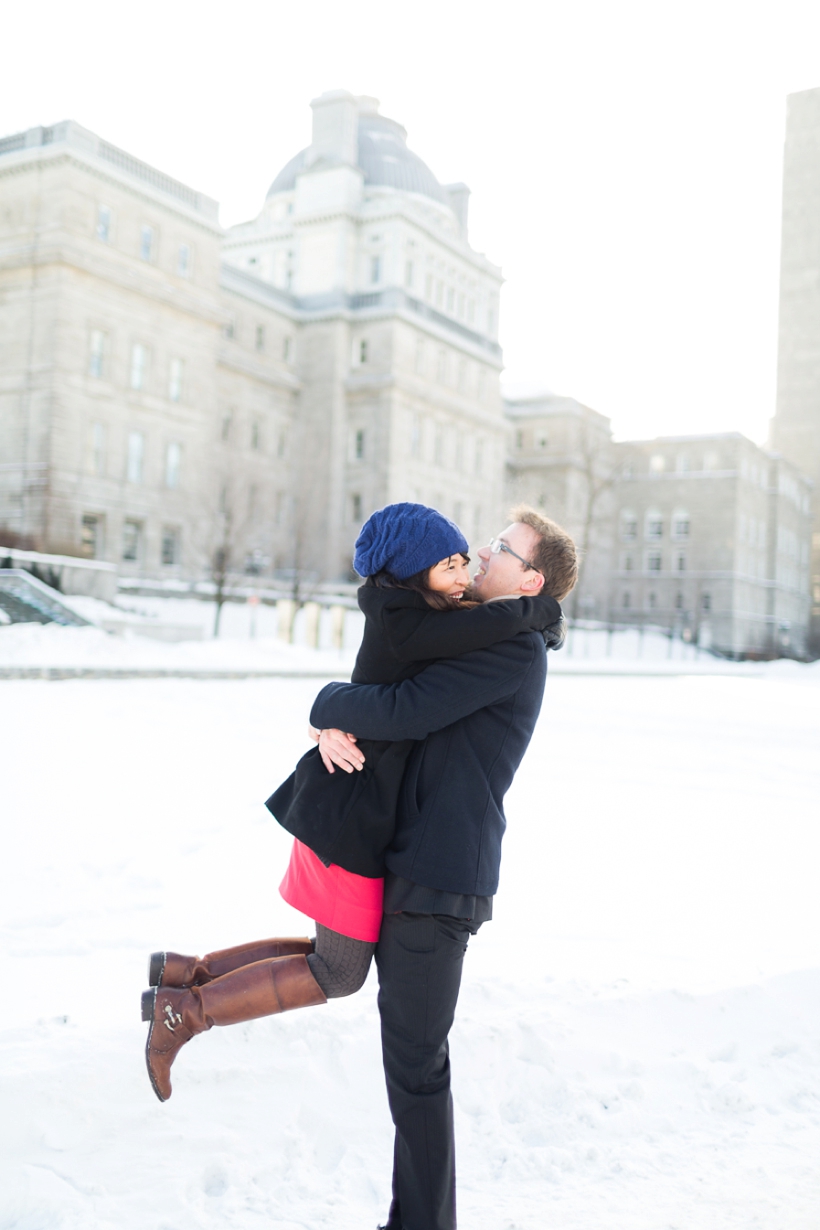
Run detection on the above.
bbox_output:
[521,572,545,595]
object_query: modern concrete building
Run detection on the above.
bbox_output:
[0,93,505,586]
[772,86,820,650]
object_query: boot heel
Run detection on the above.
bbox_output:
[148,952,165,987]
[141,988,157,1022]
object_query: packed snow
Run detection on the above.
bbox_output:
[2,662,820,1227]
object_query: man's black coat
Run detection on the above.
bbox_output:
[309,628,548,897]
[267,586,559,877]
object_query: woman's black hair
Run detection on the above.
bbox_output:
[363,554,471,611]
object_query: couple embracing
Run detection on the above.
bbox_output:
[142,501,577,1230]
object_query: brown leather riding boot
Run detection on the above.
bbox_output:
[148,936,315,988]
[142,953,327,1102]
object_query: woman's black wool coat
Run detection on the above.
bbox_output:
[266,585,562,877]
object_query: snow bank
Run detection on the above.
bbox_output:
[2,672,820,1226]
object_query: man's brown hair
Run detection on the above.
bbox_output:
[508,504,578,601]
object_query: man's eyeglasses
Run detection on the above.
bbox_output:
[488,537,539,573]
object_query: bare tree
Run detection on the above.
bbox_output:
[570,420,622,622]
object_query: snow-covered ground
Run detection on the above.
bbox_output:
[2,668,820,1228]
[2,594,818,683]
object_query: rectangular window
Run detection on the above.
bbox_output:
[251,421,260,451]
[122,520,142,562]
[646,551,662,572]
[676,552,686,572]
[414,338,425,375]
[359,339,368,364]
[165,442,181,489]
[673,516,690,539]
[168,358,183,403]
[81,514,102,558]
[96,206,111,242]
[89,330,106,378]
[130,343,146,391]
[283,335,292,362]
[161,526,180,566]
[140,225,154,262]
[515,430,524,450]
[351,493,363,523]
[255,324,265,352]
[405,260,414,288]
[621,516,637,541]
[90,422,106,475]
[178,243,191,277]
[127,431,144,483]
[646,517,663,540]
[370,255,381,284]
[354,429,365,461]
[411,414,422,458]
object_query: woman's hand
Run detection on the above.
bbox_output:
[315,728,365,774]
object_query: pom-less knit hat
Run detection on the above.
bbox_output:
[353,503,469,580]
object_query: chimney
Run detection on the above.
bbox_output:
[309,90,358,166]
[444,183,470,240]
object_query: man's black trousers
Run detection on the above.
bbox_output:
[375,910,480,1230]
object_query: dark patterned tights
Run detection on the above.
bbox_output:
[306,923,376,998]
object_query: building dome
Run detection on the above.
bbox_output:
[266,111,447,205]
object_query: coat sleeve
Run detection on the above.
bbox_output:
[382,593,561,662]
[310,635,539,741]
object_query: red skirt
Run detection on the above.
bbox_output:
[279,839,384,943]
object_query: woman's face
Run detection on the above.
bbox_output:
[427,555,472,599]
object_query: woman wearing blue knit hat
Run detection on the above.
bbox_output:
[142,503,566,1102]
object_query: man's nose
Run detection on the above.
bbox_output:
[477,546,490,561]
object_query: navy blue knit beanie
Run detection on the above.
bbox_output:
[353,503,469,580]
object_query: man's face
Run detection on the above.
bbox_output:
[470,522,544,600]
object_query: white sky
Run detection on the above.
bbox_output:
[4,0,820,444]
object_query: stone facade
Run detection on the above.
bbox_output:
[771,86,820,650]
[0,95,504,588]
[0,121,297,584]
[505,399,813,658]
[505,394,615,620]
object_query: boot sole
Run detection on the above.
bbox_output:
[141,988,168,1103]
[148,952,166,987]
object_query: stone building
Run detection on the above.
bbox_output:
[771,86,820,651]
[504,393,616,619]
[610,434,812,656]
[0,120,297,584]
[0,93,505,587]
[505,405,813,657]
[223,89,505,579]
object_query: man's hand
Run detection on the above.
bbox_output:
[314,727,365,775]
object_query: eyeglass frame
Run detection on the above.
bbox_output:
[487,536,541,574]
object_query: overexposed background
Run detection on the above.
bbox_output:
[3,0,819,443]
